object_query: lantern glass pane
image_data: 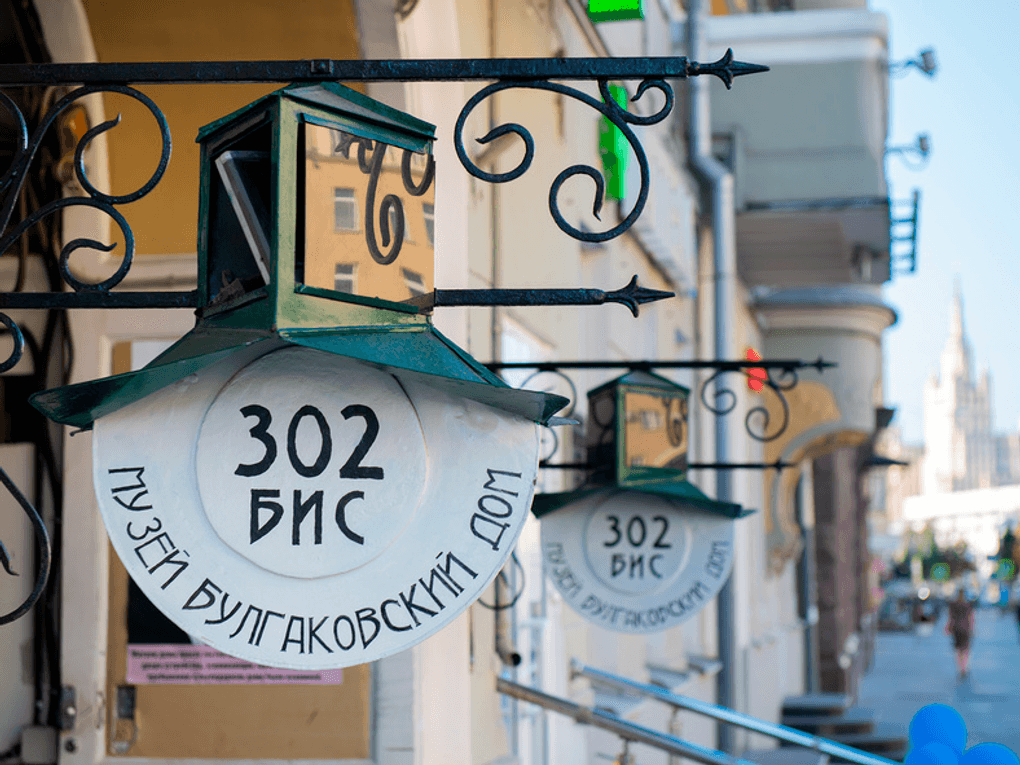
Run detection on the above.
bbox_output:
[206,123,273,306]
[622,390,688,474]
[299,123,435,304]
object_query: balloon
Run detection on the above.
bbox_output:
[960,744,1020,765]
[906,742,961,765]
[909,704,968,755]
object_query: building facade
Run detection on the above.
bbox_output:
[1,0,899,763]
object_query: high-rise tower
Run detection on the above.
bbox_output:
[922,279,995,493]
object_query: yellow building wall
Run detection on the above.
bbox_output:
[82,0,362,256]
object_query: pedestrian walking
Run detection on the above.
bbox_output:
[946,589,975,678]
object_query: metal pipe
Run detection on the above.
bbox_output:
[572,662,900,765]
[685,0,740,751]
[496,677,757,765]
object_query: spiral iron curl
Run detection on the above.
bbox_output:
[454,78,673,243]
[700,367,794,443]
[0,465,51,625]
[0,84,171,292]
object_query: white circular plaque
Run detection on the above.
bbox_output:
[94,345,539,669]
[542,490,734,633]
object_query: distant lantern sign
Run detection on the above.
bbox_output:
[32,83,566,669]
[534,372,750,634]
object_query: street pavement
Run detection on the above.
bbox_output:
[857,606,1020,754]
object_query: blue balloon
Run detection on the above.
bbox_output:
[906,742,961,765]
[909,704,968,755]
[960,744,1020,765]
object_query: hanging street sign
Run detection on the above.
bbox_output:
[94,346,541,669]
[30,83,566,668]
[534,371,750,633]
[541,489,734,633]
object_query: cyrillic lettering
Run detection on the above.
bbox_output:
[470,514,509,551]
[308,617,333,653]
[435,551,478,592]
[251,489,284,543]
[483,468,521,497]
[333,616,356,650]
[229,605,263,641]
[282,615,306,653]
[292,489,324,545]
[109,468,152,510]
[134,532,175,568]
[255,610,285,646]
[183,578,221,611]
[206,593,242,625]
[477,494,513,518]
[400,583,436,626]
[126,517,162,541]
[419,568,457,609]
[355,607,380,648]
[380,599,412,632]
[335,490,365,545]
[148,548,190,590]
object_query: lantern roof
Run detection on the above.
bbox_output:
[531,483,751,520]
[196,81,435,150]
[31,325,567,430]
[587,368,690,398]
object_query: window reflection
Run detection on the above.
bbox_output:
[300,123,435,303]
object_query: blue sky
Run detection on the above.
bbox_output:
[872,0,1020,444]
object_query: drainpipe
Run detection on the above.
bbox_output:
[684,0,739,753]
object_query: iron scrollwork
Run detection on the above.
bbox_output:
[489,359,834,466]
[0,466,51,625]
[700,365,799,444]
[0,53,768,626]
[455,78,672,244]
[0,83,171,368]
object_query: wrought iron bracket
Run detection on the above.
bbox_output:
[0,52,768,87]
[0,52,769,626]
[487,358,835,447]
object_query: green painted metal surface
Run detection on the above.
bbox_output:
[598,83,630,201]
[531,483,750,520]
[30,326,567,429]
[587,0,644,23]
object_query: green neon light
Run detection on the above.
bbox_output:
[598,84,629,202]
[587,0,644,23]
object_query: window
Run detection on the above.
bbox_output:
[334,187,358,232]
[387,204,408,243]
[401,268,426,298]
[422,202,434,247]
[335,262,357,294]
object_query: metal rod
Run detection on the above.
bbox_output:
[487,358,834,371]
[571,662,901,765]
[0,292,199,309]
[0,54,766,86]
[538,461,794,470]
[496,677,756,765]
[416,276,674,317]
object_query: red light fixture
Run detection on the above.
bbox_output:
[746,348,766,392]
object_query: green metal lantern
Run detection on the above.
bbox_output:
[31,83,566,429]
[533,371,749,519]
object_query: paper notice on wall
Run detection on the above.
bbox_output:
[126,644,344,685]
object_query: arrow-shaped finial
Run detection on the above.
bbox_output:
[688,48,770,89]
[603,276,675,317]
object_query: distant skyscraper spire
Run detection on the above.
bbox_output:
[950,275,964,341]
